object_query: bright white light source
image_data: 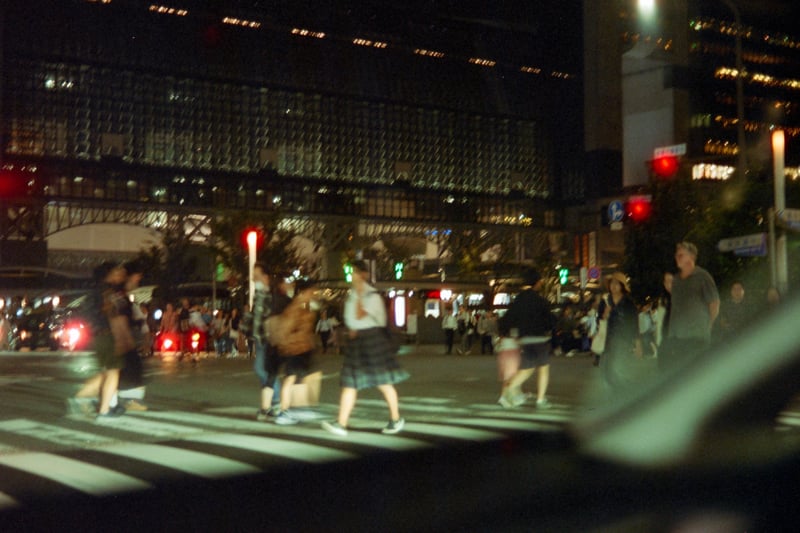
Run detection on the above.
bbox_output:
[638,0,656,20]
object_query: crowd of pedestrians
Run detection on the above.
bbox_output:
[62,239,783,431]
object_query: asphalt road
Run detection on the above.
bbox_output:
[1,345,799,532]
[0,344,604,507]
[0,344,602,422]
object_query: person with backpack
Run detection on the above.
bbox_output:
[322,260,409,436]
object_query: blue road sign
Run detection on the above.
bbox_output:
[608,201,624,224]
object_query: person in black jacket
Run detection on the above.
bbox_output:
[497,268,556,409]
[600,272,643,390]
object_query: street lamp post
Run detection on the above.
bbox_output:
[771,130,788,295]
[247,230,257,309]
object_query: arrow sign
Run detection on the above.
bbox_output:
[608,201,624,224]
[717,233,767,256]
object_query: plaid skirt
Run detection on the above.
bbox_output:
[340,327,410,390]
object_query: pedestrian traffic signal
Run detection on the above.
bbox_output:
[394,261,404,280]
[344,263,353,283]
[651,154,679,179]
[240,227,264,250]
[558,268,569,285]
[626,195,652,223]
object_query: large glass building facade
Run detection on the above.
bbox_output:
[2,1,582,201]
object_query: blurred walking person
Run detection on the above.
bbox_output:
[67,262,135,421]
[271,278,318,426]
[246,263,282,421]
[322,260,409,436]
[117,260,149,411]
[497,268,555,409]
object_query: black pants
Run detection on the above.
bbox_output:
[444,329,455,354]
[119,349,144,390]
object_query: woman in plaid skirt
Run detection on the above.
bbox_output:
[322,260,409,436]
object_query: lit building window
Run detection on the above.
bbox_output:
[149,5,188,16]
[222,17,261,29]
[692,163,734,181]
[291,28,326,39]
[414,49,445,58]
[353,38,388,49]
[468,57,496,67]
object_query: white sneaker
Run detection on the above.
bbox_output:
[536,398,551,409]
[510,392,531,407]
[321,420,348,436]
[274,411,299,425]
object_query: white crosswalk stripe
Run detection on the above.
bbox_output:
[184,433,357,463]
[95,443,262,479]
[0,401,576,507]
[131,410,432,450]
[0,453,153,496]
[776,409,800,427]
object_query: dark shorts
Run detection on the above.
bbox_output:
[91,332,124,371]
[340,328,410,390]
[518,341,551,370]
[279,350,312,379]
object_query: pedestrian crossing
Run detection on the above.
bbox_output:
[0,400,573,509]
[1,400,796,511]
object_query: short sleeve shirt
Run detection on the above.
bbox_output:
[344,286,386,330]
[668,266,719,341]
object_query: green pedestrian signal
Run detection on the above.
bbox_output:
[394,261,404,280]
[344,263,353,283]
[558,268,569,285]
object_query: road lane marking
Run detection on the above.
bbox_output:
[0,453,152,496]
[97,443,261,479]
[184,433,358,463]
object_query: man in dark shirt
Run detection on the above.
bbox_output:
[661,241,719,372]
[716,280,749,342]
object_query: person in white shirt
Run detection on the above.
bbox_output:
[322,260,410,436]
[441,307,458,354]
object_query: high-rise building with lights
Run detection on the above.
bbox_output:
[584,0,800,266]
[0,0,585,276]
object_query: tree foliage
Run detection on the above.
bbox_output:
[624,170,800,302]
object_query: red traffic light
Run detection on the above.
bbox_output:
[651,155,679,178]
[626,195,652,223]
